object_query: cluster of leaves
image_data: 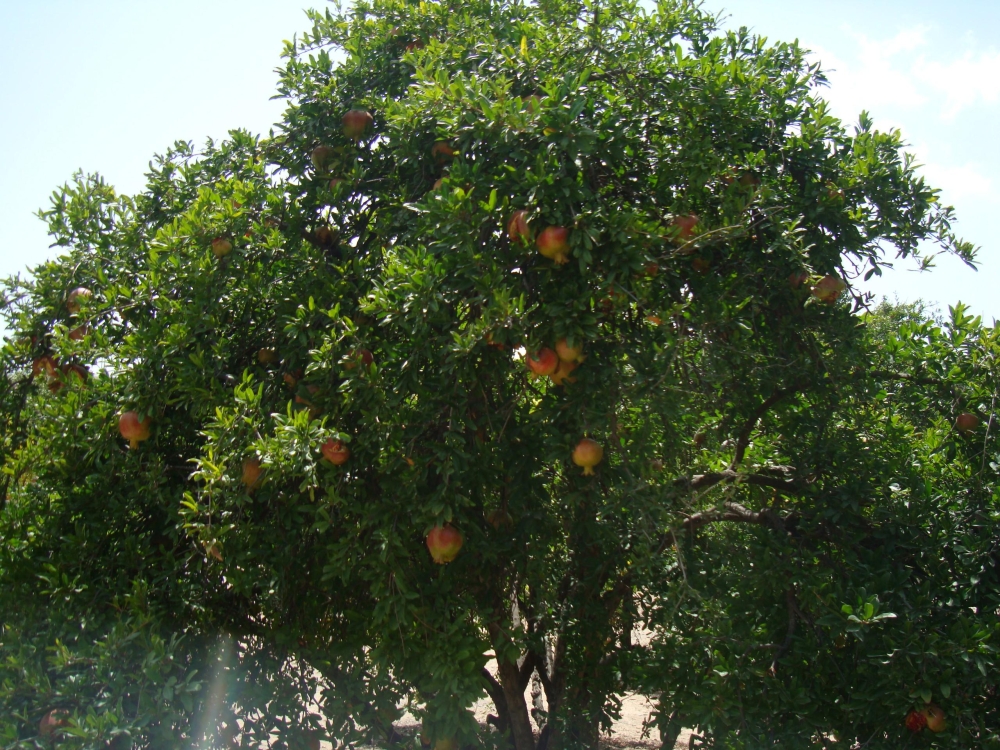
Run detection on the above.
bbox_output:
[0,0,995,748]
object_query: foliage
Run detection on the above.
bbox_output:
[0,0,995,748]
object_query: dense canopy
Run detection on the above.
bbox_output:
[1,1,996,748]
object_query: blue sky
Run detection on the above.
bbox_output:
[1,1,997,323]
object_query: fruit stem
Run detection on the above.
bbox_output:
[582,466,594,476]
[129,439,138,450]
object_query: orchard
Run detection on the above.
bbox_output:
[1,0,998,748]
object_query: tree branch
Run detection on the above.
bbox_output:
[730,383,803,469]
[681,501,787,533]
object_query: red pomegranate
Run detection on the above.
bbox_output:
[119,411,152,449]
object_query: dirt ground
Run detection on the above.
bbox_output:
[389,652,694,749]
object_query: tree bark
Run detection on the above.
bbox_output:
[496,657,536,750]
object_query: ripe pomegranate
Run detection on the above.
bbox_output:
[426,524,463,564]
[211,237,233,258]
[671,214,700,248]
[643,262,659,277]
[257,348,278,365]
[922,703,946,733]
[68,324,88,341]
[431,141,456,163]
[572,438,604,476]
[811,275,847,304]
[554,338,584,363]
[119,411,152,449]
[283,370,302,388]
[321,439,350,465]
[329,177,345,191]
[955,412,980,434]
[66,286,92,314]
[241,457,263,491]
[39,709,69,738]
[432,177,444,191]
[549,358,578,387]
[646,315,662,326]
[536,226,571,264]
[507,210,531,244]
[526,348,558,376]
[405,39,425,51]
[343,108,374,140]
[904,710,927,733]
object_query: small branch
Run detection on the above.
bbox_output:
[730,384,803,469]
[769,588,798,676]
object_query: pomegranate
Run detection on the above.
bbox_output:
[432,177,444,191]
[39,709,69,739]
[426,524,463,564]
[536,226,570,264]
[405,39,425,51]
[572,438,604,476]
[67,286,92,314]
[343,108,374,140]
[549,359,578,387]
[904,709,927,733]
[922,703,946,733]
[507,210,531,244]
[344,348,374,370]
[311,144,336,171]
[241,457,263,491]
[211,237,233,258]
[314,225,336,246]
[671,214,700,248]
[321,439,350,465]
[645,315,662,326]
[788,270,809,289]
[68,324,88,341]
[329,177,344,191]
[283,370,302,388]
[811,275,847,304]
[119,411,152,449]
[955,412,979,434]
[431,141,456,164]
[554,338,584,363]
[526,348,558,376]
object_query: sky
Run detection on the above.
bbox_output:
[1,0,997,326]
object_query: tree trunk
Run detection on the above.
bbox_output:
[496,657,536,750]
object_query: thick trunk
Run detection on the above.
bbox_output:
[496,657,536,750]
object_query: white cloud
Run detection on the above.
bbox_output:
[913,50,1000,119]
[808,26,1000,123]
[920,160,1000,206]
